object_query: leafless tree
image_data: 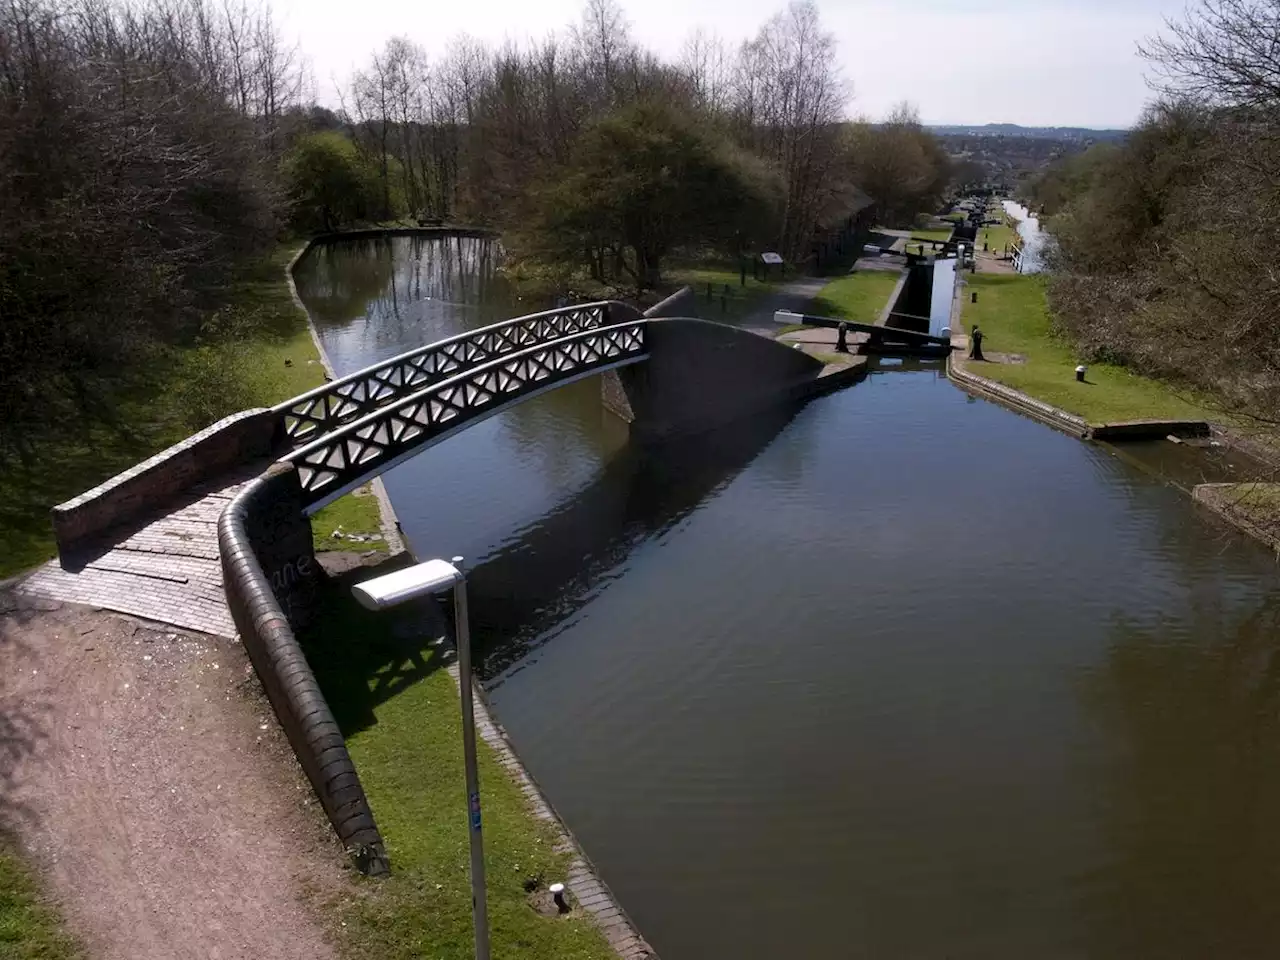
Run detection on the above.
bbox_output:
[679,27,731,114]
[1142,0,1280,111]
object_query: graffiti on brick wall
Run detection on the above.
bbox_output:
[252,476,321,628]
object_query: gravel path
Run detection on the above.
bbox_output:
[0,594,342,960]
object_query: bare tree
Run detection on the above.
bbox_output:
[679,27,731,114]
[731,0,848,258]
[572,0,630,106]
[1142,0,1280,110]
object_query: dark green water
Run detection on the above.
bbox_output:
[295,236,1280,960]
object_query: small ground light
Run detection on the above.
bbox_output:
[550,882,570,914]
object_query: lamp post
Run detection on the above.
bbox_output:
[352,558,490,960]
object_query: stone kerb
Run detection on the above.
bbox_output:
[947,355,1089,437]
[52,407,282,556]
[218,461,389,875]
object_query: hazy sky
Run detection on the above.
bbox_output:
[272,0,1191,128]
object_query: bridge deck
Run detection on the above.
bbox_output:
[12,471,254,638]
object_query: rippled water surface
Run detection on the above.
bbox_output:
[295,237,1280,960]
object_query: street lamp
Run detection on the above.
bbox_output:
[352,557,490,960]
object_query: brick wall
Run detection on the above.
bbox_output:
[52,408,282,555]
[219,463,389,874]
[611,318,823,440]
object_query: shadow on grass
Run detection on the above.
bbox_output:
[299,407,803,734]
[299,554,455,738]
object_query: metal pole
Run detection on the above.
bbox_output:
[453,575,491,960]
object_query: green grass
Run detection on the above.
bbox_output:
[961,274,1217,423]
[911,228,953,243]
[666,261,785,323]
[807,271,901,325]
[0,243,383,579]
[312,484,388,553]
[301,579,614,960]
[980,222,1017,252]
[0,845,81,959]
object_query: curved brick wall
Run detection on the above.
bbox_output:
[218,462,389,874]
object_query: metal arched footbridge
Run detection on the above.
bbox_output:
[273,300,647,510]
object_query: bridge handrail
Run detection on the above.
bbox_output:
[283,319,649,506]
[274,300,637,445]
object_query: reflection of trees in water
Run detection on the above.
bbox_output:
[294,235,514,335]
[1079,598,1280,958]
[293,239,397,325]
[470,408,799,683]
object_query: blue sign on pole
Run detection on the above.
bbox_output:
[469,791,482,831]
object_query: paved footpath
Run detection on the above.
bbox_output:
[736,276,830,333]
[9,469,258,639]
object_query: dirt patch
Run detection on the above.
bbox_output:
[0,594,345,960]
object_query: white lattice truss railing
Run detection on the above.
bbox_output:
[275,302,620,446]
[283,321,649,509]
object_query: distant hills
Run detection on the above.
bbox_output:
[928,123,1128,142]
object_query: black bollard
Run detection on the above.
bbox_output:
[971,291,978,303]
[706,282,713,300]
[550,883,570,914]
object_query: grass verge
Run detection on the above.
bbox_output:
[667,261,785,323]
[807,271,901,324]
[0,243,382,579]
[980,222,1016,253]
[960,273,1217,423]
[301,579,614,960]
[0,844,81,959]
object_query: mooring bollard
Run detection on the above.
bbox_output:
[971,291,978,303]
[550,882,570,914]
[1076,364,1087,382]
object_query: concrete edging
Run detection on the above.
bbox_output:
[946,354,1088,437]
[457,666,657,959]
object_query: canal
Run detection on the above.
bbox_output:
[295,236,1280,959]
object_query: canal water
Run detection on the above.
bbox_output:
[295,236,1280,960]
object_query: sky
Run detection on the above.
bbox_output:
[271,0,1193,129]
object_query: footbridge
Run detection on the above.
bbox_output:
[24,290,839,881]
[275,301,649,510]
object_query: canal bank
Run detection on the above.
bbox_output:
[287,236,654,960]
[946,268,1280,553]
[294,232,1280,959]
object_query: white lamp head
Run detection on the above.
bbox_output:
[352,559,463,611]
